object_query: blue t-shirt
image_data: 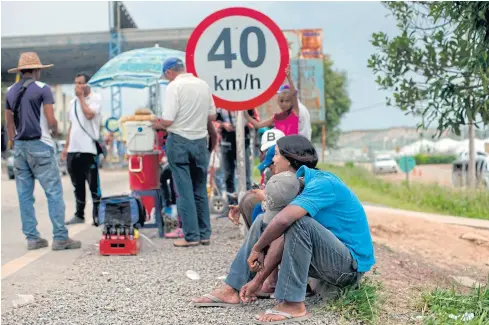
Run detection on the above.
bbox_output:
[251,204,264,223]
[5,79,55,147]
[290,166,375,273]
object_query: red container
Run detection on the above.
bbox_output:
[128,152,160,191]
[99,236,140,256]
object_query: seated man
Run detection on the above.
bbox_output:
[192,135,375,325]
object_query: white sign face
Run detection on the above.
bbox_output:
[186,8,289,110]
[193,16,280,102]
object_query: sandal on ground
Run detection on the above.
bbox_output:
[200,239,211,246]
[256,291,274,299]
[192,294,241,308]
[254,309,312,324]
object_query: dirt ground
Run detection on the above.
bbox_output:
[366,210,489,324]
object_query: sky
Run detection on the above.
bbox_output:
[1,1,421,131]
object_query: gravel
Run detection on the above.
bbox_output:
[1,218,345,325]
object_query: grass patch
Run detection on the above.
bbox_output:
[316,277,383,324]
[417,282,489,324]
[318,163,489,220]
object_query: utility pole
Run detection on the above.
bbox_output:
[109,1,122,118]
[467,119,476,188]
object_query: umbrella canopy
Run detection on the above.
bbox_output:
[88,45,185,89]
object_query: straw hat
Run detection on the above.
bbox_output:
[8,52,53,73]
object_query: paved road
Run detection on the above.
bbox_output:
[1,170,130,265]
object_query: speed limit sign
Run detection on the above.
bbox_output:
[186,7,290,110]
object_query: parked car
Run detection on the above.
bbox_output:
[6,141,67,180]
[372,154,398,174]
[452,152,489,189]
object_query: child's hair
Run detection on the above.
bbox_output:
[277,84,291,94]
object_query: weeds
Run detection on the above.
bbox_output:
[317,277,383,324]
[418,281,489,325]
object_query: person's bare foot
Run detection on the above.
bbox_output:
[192,284,241,304]
[256,302,308,323]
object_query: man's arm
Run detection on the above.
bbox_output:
[42,86,58,135]
[254,179,335,253]
[160,84,178,128]
[61,123,71,160]
[208,87,217,121]
[253,205,307,252]
[207,120,218,152]
[5,110,16,146]
[77,96,97,120]
[43,103,58,136]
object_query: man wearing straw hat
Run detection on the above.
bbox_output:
[5,52,81,251]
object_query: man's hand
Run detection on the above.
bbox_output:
[152,120,164,131]
[61,148,68,161]
[247,248,265,272]
[240,279,262,304]
[222,122,234,132]
[227,205,240,225]
[75,84,84,98]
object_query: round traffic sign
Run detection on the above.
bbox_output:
[397,156,416,173]
[186,7,290,111]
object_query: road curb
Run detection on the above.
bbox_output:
[363,204,489,230]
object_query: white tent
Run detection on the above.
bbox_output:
[399,139,436,155]
[455,139,487,155]
[433,138,461,154]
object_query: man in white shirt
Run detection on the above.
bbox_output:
[153,57,217,248]
[62,72,103,226]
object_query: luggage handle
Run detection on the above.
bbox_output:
[129,156,143,172]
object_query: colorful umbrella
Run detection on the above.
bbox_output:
[88,45,185,89]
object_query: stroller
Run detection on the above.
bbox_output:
[207,146,229,215]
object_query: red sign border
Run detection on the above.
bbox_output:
[186,7,290,111]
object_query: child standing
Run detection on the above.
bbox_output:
[245,65,300,136]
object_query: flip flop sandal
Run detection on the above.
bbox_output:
[254,309,312,324]
[256,292,275,299]
[193,294,242,308]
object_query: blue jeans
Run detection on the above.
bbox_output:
[220,143,252,194]
[166,133,210,242]
[226,215,361,302]
[13,140,68,241]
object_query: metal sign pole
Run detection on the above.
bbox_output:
[236,111,247,195]
[236,110,247,237]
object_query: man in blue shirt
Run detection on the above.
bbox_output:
[193,135,375,324]
[5,52,81,251]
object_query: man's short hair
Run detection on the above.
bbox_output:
[75,72,92,83]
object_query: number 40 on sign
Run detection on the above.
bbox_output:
[186,7,290,111]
